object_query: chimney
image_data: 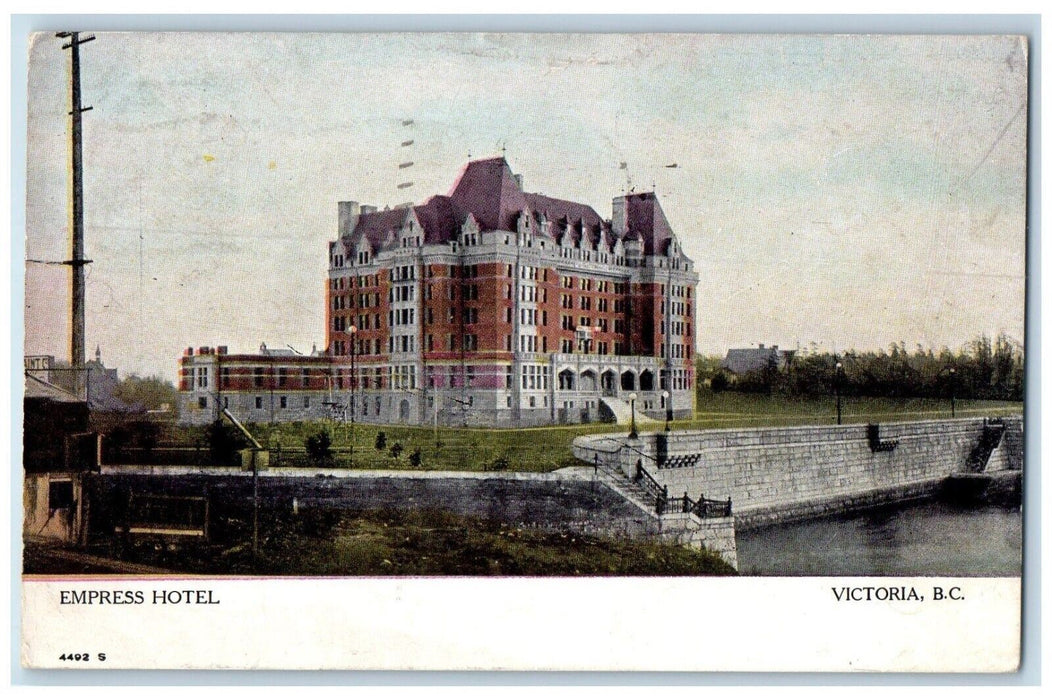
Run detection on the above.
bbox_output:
[513,173,524,190]
[338,201,360,238]
[758,344,765,349]
[612,196,627,236]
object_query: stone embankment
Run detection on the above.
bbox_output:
[573,416,1023,564]
[95,416,1020,572]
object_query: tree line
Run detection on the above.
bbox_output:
[701,333,1024,402]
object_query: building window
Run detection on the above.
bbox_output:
[198,396,207,409]
[255,396,263,409]
[279,396,287,409]
[48,479,75,510]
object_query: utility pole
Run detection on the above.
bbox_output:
[57,32,94,399]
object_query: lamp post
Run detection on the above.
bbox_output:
[661,389,671,432]
[628,391,638,439]
[949,367,957,418]
[834,360,843,426]
[348,325,357,466]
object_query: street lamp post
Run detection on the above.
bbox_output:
[949,367,957,418]
[628,392,638,439]
[348,326,357,466]
[834,360,843,426]
[661,389,671,432]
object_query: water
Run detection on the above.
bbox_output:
[735,500,1022,576]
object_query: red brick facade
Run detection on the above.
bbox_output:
[180,158,698,427]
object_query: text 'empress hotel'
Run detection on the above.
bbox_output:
[179,157,699,427]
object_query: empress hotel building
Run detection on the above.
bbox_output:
[179,157,699,427]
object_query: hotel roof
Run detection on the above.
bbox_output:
[344,157,677,256]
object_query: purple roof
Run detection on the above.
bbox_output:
[622,192,674,256]
[447,157,527,232]
[350,207,409,252]
[414,196,466,245]
[343,157,674,255]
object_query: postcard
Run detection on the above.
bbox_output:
[20,31,1026,672]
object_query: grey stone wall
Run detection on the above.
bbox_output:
[93,469,648,539]
[573,416,1023,528]
[92,467,739,569]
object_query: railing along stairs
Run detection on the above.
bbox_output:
[634,464,732,519]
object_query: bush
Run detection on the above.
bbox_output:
[491,455,510,471]
[389,442,404,459]
[129,420,161,453]
[106,425,131,453]
[206,420,247,464]
[709,372,729,393]
[305,430,333,462]
[375,431,387,450]
[408,448,422,467]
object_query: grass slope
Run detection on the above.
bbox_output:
[93,507,737,577]
[181,393,1020,473]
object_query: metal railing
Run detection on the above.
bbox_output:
[635,464,731,518]
[684,492,733,518]
[633,463,669,513]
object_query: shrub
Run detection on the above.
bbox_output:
[408,448,422,467]
[375,431,387,450]
[709,371,729,393]
[106,425,131,454]
[130,420,161,453]
[491,455,510,471]
[389,442,404,459]
[206,420,247,464]
[305,430,333,462]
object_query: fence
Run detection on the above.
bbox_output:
[635,464,731,518]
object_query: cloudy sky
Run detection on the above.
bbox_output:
[23,32,1027,381]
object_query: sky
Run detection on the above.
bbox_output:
[22,32,1028,382]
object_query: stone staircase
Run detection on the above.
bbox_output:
[965,420,1007,473]
[597,396,659,426]
[592,461,662,516]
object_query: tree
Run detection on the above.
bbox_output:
[206,420,247,464]
[305,431,333,462]
[112,374,177,412]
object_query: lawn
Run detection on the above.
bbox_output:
[165,392,1021,474]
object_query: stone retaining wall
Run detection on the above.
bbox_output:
[574,416,1023,529]
[93,467,740,569]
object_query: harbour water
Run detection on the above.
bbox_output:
[735,499,1022,576]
